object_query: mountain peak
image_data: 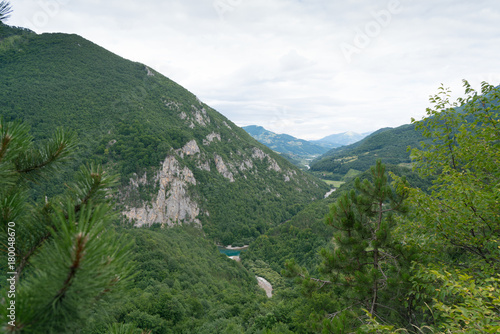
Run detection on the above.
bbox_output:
[312,131,369,146]
[243,125,337,159]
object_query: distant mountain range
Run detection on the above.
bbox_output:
[311,131,372,146]
[243,125,336,157]
[243,125,370,159]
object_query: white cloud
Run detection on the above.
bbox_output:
[7,0,500,139]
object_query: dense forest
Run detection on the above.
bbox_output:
[3,77,499,333]
[0,7,499,333]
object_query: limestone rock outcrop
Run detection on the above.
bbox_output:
[123,155,201,227]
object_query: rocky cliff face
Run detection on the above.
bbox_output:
[123,155,201,227]
[122,133,312,228]
[119,92,326,231]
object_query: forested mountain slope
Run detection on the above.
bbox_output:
[0,24,328,244]
[84,226,271,334]
[310,123,427,178]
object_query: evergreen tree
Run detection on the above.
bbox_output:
[285,161,413,332]
[0,120,133,333]
[321,161,410,323]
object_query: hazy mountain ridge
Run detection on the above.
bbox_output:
[243,125,371,156]
[311,130,371,146]
[243,125,336,157]
[0,25,328,244]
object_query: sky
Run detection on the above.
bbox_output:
[6,0,500,140]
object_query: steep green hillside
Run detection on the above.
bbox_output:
[0,25,328,244]
[310,123,428,178]
[310,93,499,180]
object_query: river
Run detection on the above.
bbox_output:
[324,188,336,198]
[217,245,248,261]
[218,246,273,297]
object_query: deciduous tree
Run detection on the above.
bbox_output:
[408,80,500,273]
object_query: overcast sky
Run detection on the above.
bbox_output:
[7,0,500,139]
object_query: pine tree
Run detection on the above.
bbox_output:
[284,161,413,331]
[320,161,410,321]
[0,120,133,333]
[0,1,12,23]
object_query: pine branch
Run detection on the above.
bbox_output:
[15,232,51,282]
[52,232,88,304]
[0,121,132,332]
[65,163,118,210]
[0,0,12,22]
[21,203,130,332]
[15,164,116,280]
[17,142,66,174]
[298,273,333,288]
[15,128,76,180]
[0,132,11,163]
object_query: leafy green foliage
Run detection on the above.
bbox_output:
[407,81,500,272]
